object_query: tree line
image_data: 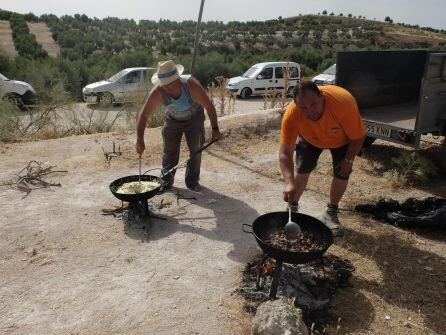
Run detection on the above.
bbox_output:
[0,9,445,103]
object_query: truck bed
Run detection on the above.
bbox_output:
[361,102,417,130]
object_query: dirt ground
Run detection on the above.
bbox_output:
[0,20,18,58]
[0,110,445,335]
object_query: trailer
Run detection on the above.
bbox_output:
[336,50,446,165]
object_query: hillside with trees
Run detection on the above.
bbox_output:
[0,8,445,102]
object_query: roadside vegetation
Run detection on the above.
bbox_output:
[1,9,445,103]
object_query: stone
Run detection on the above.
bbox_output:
[252,299,308,335]
[404,321,412,328]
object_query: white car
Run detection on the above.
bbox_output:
[226,61,301,99]
[0,73,37,109]
[82,67,155,105]
[312,64,336,86]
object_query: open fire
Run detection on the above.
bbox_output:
[238,254,355,328]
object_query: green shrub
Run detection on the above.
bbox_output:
[0,102,20,142]
[383,151,438,185]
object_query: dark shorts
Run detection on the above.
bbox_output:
[295,137,349,180]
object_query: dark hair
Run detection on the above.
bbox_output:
[293,81,321,100]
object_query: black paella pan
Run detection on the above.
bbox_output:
[243,211,334,264]
[109,140,216,202]
[109,174,163,203]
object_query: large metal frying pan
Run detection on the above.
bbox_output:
[109,174,163,203]
[243,212,334,264]
[109,139,216,202]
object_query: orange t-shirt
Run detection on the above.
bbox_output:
[280,85,365,148]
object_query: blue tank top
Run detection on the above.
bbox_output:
[162,76,200,121]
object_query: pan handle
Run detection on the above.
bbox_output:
[163,139,217,176]
[242,223,254,234]
[192,139,216,156]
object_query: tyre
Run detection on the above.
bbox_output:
[3,93,25,110]
[362,136,376,149]
[440,138,446,171]
[239,87,251,99]
[287,86,295,97]
[99,92,114,107]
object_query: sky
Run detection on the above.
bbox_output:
[1,0,445,30]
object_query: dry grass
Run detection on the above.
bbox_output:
[27,22,60,57]
[208,76,236,116]
[384,25,446,43]
[262,65,293,111]
[0,111,444,334]
[0,101,134,143]
[0,82,158,143]
[212,130,446,335]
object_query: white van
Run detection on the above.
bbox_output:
[312,64,336,86]
[0,73,37,109]
[226,61,301,99]
[82,67,155,105]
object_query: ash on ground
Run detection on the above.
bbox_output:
[237,255,354,326]
[102,199,170,226]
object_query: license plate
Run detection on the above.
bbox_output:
[86,95,97,103]
[365,122,391,138]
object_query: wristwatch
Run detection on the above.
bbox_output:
[344,157,354,164]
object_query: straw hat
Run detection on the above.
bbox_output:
[151,60,184,86]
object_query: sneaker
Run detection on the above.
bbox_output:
[187,184,203,193]
[320,205,345,237]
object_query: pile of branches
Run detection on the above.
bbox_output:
[1,160,67,196]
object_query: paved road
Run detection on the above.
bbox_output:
[77,96,269,115]
[64,97,271,129]
[17,96,288,135]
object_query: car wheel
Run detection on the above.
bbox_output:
[440,138,446,171]
[3,93,25,110]
[287,86,295,97]
[362,136,376,149]
[239,88,251,99]
[99,92,114,107]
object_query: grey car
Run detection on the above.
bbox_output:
[82,67,155,105]
[0,73,37,109]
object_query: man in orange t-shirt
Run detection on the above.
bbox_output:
[279,81,365,237]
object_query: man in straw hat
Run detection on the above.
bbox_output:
[136,60,223,192]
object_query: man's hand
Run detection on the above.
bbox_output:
[212,129,223,141]
[283,182,297,203]
[135,138,145,156]
[335,159,353,179]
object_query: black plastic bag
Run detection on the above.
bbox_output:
[355,197,446,228]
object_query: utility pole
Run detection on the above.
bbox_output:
[190,0,205,76]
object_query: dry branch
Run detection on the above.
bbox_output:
[2,160,68,196]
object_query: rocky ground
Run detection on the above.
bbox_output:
[0,110,445,335]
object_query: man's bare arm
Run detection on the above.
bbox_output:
[345,136,366,162]
[279,144,295,185]
[188,77,223,141]
[187,78,219,129]
[336,136,365,178]
[280,143,297,203]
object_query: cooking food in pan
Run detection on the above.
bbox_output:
[115,181,161,194]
